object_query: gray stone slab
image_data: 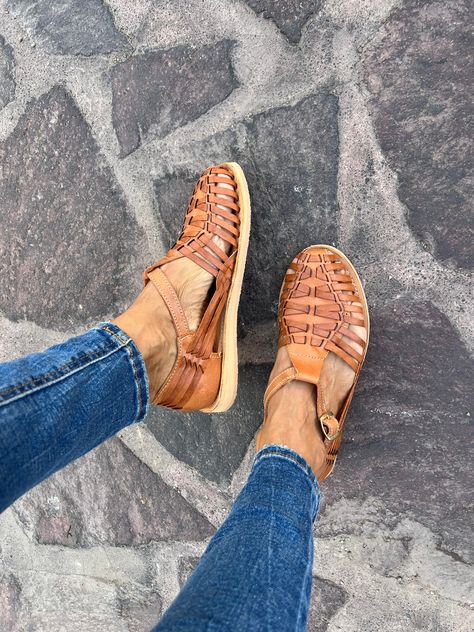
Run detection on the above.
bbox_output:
[0,567,133,631]
[178,555,200,588]
[111,41,238,157]
[245,0,321,43]
[146,363,270,485]
[363,0,474,268]
[322,299,473,562]
[13,437,215,546]
[0,86,146,330]
[308,576,348,632]
[0,35,15,110]
[5,0,129,56]
[240,94,339,329]
[154,93,339,335]
[118,585,162,632]
[0,572,22,631]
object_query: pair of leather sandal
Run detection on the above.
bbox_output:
[145,163,369,480]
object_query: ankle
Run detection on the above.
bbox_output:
[113,283,177,400]
[257,381,326,476]
[256,422,326,479]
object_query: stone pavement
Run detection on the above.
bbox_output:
[0,0,472,630]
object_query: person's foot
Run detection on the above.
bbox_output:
[256,343,364,478]
[114,257,213,402]
[256,346,326,476]
[114,172,235,400]
[256,246,369,481]
[114,164,251,411]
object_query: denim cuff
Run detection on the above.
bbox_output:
[95,322,149,422]
[253,444,320,519]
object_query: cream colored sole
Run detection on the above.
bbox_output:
[202,162,251,413]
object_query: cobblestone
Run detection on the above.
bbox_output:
[0,0,472,629]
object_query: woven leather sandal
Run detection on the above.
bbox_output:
[144,163,251,413]
[264,245,370,480]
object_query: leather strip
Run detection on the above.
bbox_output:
[263,367,297,412]
[146,268,191,339]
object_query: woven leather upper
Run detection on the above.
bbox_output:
[278,250,366,372]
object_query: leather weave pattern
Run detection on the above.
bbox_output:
[279,251,366,372]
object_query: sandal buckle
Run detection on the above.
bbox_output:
[319,411,341,441]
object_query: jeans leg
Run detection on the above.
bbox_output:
[0,322,149,511]
[154,445,320,632]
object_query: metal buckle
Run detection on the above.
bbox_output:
[319,411,341,441]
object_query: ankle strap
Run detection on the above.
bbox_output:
[263,367,297,417]
[264,365,342,443]
[144,266,191,339]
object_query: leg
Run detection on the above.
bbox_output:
[0,165,240,510]
[152,345,331,632]
[153,246,369,630]
[152,348,331,632]
[0,322,149,511]
[154,446,319,632]
[0,240,222,510]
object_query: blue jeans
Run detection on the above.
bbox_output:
[0,323,320,631]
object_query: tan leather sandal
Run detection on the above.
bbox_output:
[144,163,251,413]
[264,245,370,480]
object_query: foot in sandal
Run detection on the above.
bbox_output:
[114,163,251,412]
[256,245,369,480]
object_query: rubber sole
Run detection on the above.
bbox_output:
[201,162,251,413]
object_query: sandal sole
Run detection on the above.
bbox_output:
[201,162,251,413]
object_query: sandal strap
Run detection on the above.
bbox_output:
[263,367,297,415]
[168,165,240,278]
[144,266,191,338]
[278,251,366,373]
[263,355,342,442]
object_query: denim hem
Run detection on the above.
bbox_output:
[0,327,144,409]
[95,322,149,422]
[254,444,321,516]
